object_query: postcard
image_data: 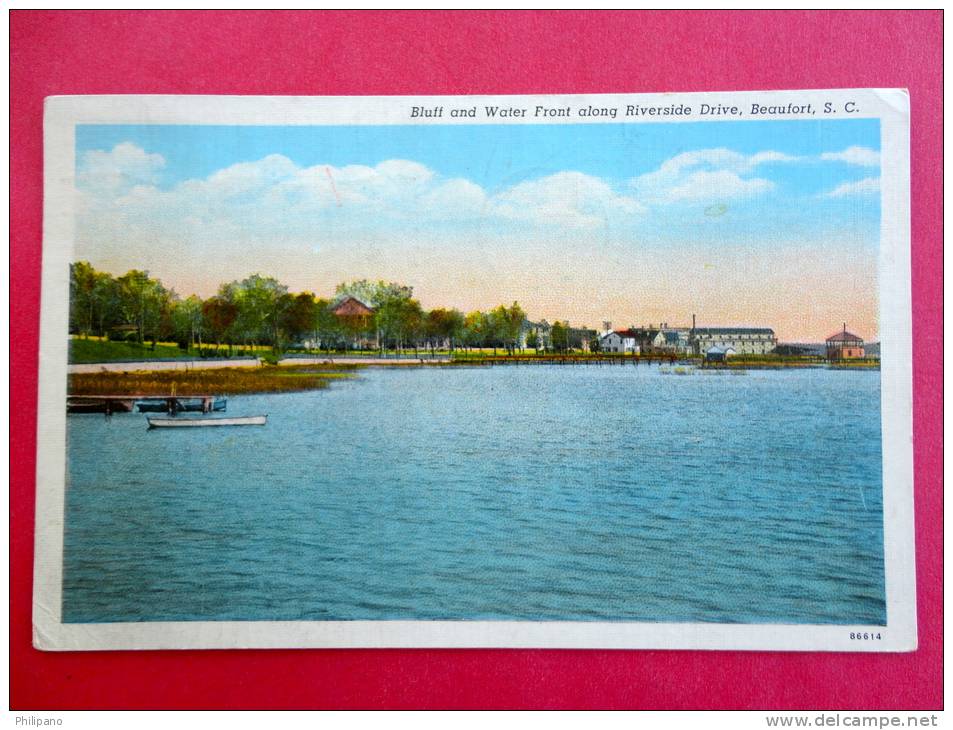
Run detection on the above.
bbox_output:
[34,90,914,651]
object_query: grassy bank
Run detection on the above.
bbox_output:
[69,336,272,364]
[68,364,359,396]
[70,337,194,363]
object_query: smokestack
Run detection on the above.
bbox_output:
[692,313,696,331]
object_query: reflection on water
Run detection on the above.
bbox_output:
[63,365,885,624]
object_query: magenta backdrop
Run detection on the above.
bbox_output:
[10,10,942,710]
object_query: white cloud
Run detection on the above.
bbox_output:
[419,178,488,217]
[77,144,647,235]
[749,150,800,166]
[77,142,166,194]
[662,169,774,202]
[204,153,298,196]
[88,142,881,254]
[492,171,645,228]
[824,176,881,198]
[630,147,787,204]
[820,146,880,167]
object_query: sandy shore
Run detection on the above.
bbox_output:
[279,356,452,366]
[68,358,262,374]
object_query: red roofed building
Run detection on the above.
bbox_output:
[600,328,639,354]
[332,296,377,349]
[826,324,865,360]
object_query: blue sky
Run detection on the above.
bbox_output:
[77,118,879,196]
[73,119,882,340]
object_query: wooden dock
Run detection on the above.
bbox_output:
[66,394,223,415]
[458,355,685,366]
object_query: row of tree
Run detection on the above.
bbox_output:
[69,263,539,355]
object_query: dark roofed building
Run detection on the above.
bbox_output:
[691,327,775,336]
[775,343,826,357]
[704,345,736,362]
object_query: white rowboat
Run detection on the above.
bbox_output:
[147,415,267,429]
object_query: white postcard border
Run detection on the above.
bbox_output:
[33,89,915,651]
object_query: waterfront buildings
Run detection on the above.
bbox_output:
[600,327,665,354]
[602,321,777,356]
[521,320,552,350]
[652,327,693,354]
[688,327,777,356]
[522,321,597,352]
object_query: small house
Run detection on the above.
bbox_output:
[652,327,692,354]
[601,329,640,354]
[704,345,736,363]
[826,325,865,360]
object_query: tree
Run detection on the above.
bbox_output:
[526,330,539,350]
[403,299,425,356]
[91,271,121,337]
[375,288,423,354]
[70,262,122,338]
[69,261,98,337]
[464,310,489,352]
[280,291,318,346]
[551,321,570,353]
[115,270,169,345]
[445,309,465,352]
[312,297,341,352]
[202,295,239,352]
[588,331,602,353]
[491,302,526,355]
[173,295,205,350]
[156,289,179,346]
[334,279,379,307]
[224,274,289,350]
[425,308,465,354]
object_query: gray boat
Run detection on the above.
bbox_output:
[147,415,266,429]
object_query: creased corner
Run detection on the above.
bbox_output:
[32,599,59,651]
[874,88,910,115]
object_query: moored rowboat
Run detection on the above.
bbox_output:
[67,397,133,414]
[147,415,266,429]
[137,396,227,413]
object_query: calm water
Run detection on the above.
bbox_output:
[63,365,885,624]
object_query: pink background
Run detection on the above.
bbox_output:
[10,11,942,710]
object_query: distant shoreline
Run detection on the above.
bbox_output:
[67,354,880,377]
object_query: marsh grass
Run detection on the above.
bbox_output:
[68,364,359,396]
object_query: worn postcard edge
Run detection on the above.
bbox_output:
[32,89,915,651]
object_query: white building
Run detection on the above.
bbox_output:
[652,328,692,354]
[601,329,640,354]
[690,327,776,356]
